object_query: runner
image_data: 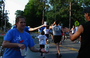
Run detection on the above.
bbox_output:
[43,26,49,44]
[37,31,47,58]
[50,20,62,58]
[66,7,90,58]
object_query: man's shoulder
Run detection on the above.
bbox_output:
[11,25,16,29]
[81,21,90,28]
[9,28,16,31]
[6,29,17,35]
[25,26,30,29]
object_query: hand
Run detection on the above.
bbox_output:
[69,32,72,36]
[42,24,48,27]
[41,48,49,53]
[64,27,70,33]
[17,44,25,49]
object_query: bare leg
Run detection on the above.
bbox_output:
[56,42,60,55]
[51,34,53,40]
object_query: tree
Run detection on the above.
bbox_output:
[24,0,50,27]
[15,10,24,18]
[24,0,42,27]
[15,0,90,28]
[46,0,70,27]
[0,1,11,30]
[45,0,88,27]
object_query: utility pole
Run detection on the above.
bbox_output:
[42,0,45,24]
[1,0,5,31]
[0,0,4,30]
[69,2,71,29]
[2,0,5,31]
[55,5,56,21]
[5,10,7,32]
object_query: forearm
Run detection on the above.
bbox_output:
[2,42,18,48]
[69,32,77,41]
[2,41,25,49]
[29,46,40,52]
[29,25,44,31]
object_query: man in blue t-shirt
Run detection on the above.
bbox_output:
[2,16,48,58]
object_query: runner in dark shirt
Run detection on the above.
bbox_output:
[66,7,90,58]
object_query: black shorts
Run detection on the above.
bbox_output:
[45,34,49,38]
[53,35,62,43]
[49,32,53,35]
[40,45,45,49]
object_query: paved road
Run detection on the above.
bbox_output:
[25,35,80,58]
[0,33,80,58]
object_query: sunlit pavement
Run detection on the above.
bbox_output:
[0,32,80,58]
[25,36,80,58]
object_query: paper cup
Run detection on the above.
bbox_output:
[44,21,47,26]
[20,48,26,56]
[45,44,49,52]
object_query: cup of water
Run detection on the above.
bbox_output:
[44,21,47,26]
[20,48,27,56]
[45,44,49,52]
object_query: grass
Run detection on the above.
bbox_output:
[0,30,6,46]
[0,36,4,46]
[0,30,6,34]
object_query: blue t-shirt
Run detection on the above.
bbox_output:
[11,25,30,32]
[3,28,35,58]
[40,27,45,32]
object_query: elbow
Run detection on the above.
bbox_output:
[70,37,76,41]
[30,49,34,52]
[2,41,8,48]
[70,36,74,41]
[29,46,35,52]
[70,39,74,41]
[2,43,6,48]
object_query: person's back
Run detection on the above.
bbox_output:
[38,35,47,45]
[37,31,47,58]
[52,20,62,58]
[52,25,61,36]
[78,21,90,58]
[38,31,47,45]
[43,27,49,35]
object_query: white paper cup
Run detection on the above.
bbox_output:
[20,48,26,56]
[44,21,47,26]
[45,44,49,52]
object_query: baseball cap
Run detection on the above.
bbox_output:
[82,7,90,14]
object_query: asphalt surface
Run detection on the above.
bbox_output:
[0,33,80,58]
[25,34,80,58]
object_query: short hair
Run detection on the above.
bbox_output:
[82,7,90,16]
[55,20,59,25]
[15,16,26,24]
[41,31,45,35]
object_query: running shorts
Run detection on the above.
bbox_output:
[53,35,62,43]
